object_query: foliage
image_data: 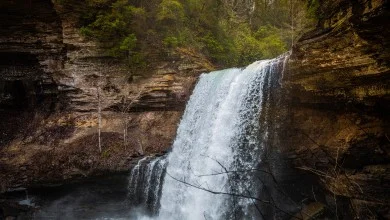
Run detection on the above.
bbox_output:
[119,34,137,52]
[307,0,321,19]
[58,0,315,67]
[255,26,287,58]
[163,36,180,48]
[200,32,236,65]
[78,0,146,67]
[157,0,185,23]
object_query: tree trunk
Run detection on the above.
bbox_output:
[97,86,102,153]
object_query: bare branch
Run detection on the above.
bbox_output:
[166,172,270,203]
[244,188,265,219]
[198,154,277,182]
[166,172,303,220]
[296,166,334,179]
[195,168,274,178]
[200,154,229,174]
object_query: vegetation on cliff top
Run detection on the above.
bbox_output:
[56,0,315,67]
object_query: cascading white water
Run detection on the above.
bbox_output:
[130,56,288,220]
[128,157,167,214]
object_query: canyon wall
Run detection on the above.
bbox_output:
[0,0,388,218]
[279,0,389,218]
[0,0,214,191]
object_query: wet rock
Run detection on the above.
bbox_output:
[0,200,32,220]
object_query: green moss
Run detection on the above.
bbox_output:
[101,149,111,158]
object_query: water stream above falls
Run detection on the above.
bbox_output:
[128,55,289,220]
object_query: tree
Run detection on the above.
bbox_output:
[121,88,144,148]
[79,0,146,66]
[156,0,185,24]
[61,0,314,66]
[96,69,104,153]
[97,85,102,153]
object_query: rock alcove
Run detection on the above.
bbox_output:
[0,52,58,147]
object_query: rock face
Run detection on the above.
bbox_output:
[0,0,388,218]
[279,0,389,218]
[0,0,214,191]
[0,0,64,148]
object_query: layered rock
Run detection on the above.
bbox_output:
[279,0,389,218]
[0,0,64,147]
[0,0,388,218]
[0,0,214,191]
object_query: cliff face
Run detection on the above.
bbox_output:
[280,0,389,218]
[0,0,214,191]
[0,0,388,218]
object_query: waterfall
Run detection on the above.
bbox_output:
[128,55,287,220]
[128,157,167,214]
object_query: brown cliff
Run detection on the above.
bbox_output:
[0,0,214,191]
[0,0,389,218]
[279,0,389,218]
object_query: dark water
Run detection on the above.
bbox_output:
[2,174,135,220]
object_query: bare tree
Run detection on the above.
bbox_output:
[97,85,102,153]
[95,69,104,153]
[121,88,144,153]
[165,155,306,219]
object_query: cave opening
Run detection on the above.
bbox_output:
[1,80,28,109]
[0,80,32,147]
[0,52,58,147]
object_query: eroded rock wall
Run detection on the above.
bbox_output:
[0,0,214,191]
[280,0,389,218]
[1,1,388,218]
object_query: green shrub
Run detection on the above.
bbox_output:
[163,36,180,48]
[77,0,146,67]
[200,33,237,66]
[119,34,137,52]
[157,0,185,23]
[255,26,287,59]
